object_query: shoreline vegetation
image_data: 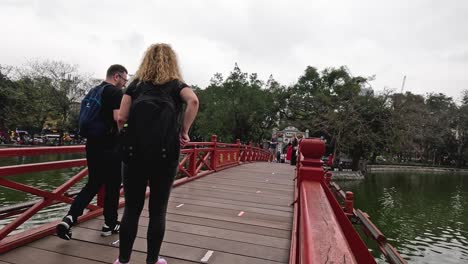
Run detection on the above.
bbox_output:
[368,164,468,173]
[331,164,468,180]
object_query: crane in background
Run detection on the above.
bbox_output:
[401,75,406,93]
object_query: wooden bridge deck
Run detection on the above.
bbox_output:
[0,162,295,264]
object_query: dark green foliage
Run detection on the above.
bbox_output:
[1,60,467,168]
[191,63,277,143]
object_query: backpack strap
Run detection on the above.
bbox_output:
[97,83,112,94]
[91,83,113,103]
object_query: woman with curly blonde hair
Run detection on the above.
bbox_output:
[114,44,199,264]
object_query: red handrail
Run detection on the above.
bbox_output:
[290,138,406,264]
[0,135,270,253]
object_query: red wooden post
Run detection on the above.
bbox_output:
[296,139,325,264]
[236,139,241,163]
[345,191,354,214]
[211,135,218,171]
[188,144,197,176]
[248,141,252,162]
[252,144,257,161]
[255,143,261,161]
[297,139,325,184]
[325,171,332,186]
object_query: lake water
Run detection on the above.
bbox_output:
[339,171,468,264]
[0,153,87,233]
[1,153,467,263]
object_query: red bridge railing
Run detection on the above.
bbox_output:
[289,138,406,264]
[0,135,269,253]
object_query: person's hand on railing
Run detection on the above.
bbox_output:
[179,132,190,147]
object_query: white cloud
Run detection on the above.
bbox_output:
[0,0,467,100]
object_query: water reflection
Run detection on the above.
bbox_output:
[0,153,87,233]
[339,171,468,264]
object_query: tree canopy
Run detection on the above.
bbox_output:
[1,60,467,169]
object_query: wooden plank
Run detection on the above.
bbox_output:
[204,171,294,184]
[181,181,293,195]
[161,230,289,262]
[95,213,292,239]
[173,185,292,200]
[162,222,290,249]
[167,197,293,217]
[196,177,294,190]
[69,227,207,262]
[0,162,294,264]
[171,188,292,207]
[69,227,283,264]
[165,202,291,224]
[207,175,294,187]
[0,246,103,264]
[169,192,293,212]
[217,163,294,175]
[203,164,293,178]
[166,213,292,239]
[161,207,291,230]
[28,236,197,264]
[73,222,288,262]
[208,251,286,264]
[90,215,289,248]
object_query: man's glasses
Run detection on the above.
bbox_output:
[118,74,128,82]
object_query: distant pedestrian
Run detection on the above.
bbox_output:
[290,136,298,166]
[269,134,278,162]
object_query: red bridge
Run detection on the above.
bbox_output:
[0,137,406,264]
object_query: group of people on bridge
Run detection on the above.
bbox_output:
[55,43,199,264]
[268,134,299,165]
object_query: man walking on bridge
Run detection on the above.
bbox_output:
[269,134,278,162]
[56,64,128,240]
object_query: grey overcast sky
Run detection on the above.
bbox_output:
[1,0,467,101]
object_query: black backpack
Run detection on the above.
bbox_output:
[78,84,111,138]
[120,81,180,164]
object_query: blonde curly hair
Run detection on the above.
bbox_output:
[134,43,183,85]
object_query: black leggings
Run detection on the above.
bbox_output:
[68,144,121,225]
[118,162,177,264]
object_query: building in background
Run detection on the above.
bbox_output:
[272,126,309,154]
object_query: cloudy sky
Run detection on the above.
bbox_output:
[1,0,467,102]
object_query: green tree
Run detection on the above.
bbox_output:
[18,59,96,144]
[284,66,393,170]
[423,93,456,165]
[0,67,17,131]
[192,64,278,143]
[390,92,428,162]
[455,102,468,167]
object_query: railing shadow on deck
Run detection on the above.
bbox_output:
[0,135,269,254]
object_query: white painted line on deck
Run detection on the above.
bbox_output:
[176,204,184,208]
[238,211,245,217]
[256,190,262,193]
[201,250,214,263]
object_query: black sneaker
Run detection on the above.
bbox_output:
[101,221,120,237]
[56,215,74,240]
